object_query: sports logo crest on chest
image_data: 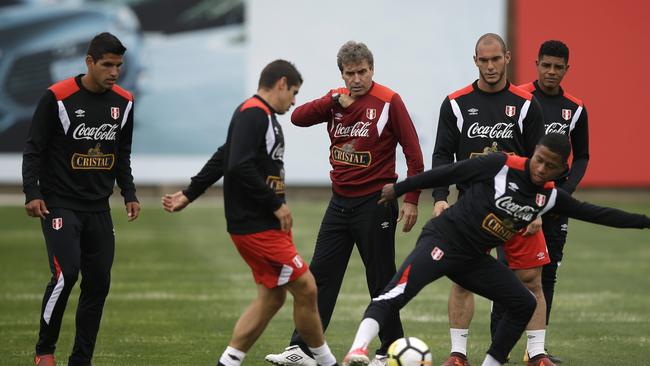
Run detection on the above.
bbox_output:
[505,105,516,117]
[366,108,376,120]
[110,107,120,120]
[561,109,572,121]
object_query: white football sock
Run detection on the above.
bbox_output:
[526,329,546,358]
[349,318,380,352]
[309,341,337,366]
[219,346,246,366]
[450,328,469,355]
[481,353,502,366]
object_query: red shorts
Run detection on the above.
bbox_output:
[230,229,309,288]
[502,230,550,270]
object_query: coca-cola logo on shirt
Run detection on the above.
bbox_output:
[333,122,371,138]
[73,123,118,141]
[545,122,569,135]
[467,122,514,139]
[495,196,537,221]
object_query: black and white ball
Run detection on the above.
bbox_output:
[387,337,432,366]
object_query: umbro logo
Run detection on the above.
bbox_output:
[381,221,390,229]
[75,109,85,118]
[561,224,568,232]
[286,354,304,362]
[508,182,519,191]
[468,108,479,115]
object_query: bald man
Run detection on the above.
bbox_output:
[431,33,555,366]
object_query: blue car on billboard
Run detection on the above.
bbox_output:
[0,0,142,151]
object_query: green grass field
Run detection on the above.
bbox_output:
[1,194,649,366]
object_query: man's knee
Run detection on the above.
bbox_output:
[541,262,558,286]
[508,291,537,321]
[261,287,287,312]
[288,271,318,302]
[79,270,111,297]
[58,267,80,292]
[515,267,542,293]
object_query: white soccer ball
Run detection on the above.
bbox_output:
[387,337,432,366]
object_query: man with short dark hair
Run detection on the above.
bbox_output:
[431,33,556,366]
[265,41,424,366]
[495,39,589,364]
[342,133,650,366]
[162,60,339,366]
[23,32,140,366]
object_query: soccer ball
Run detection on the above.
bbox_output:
[387,337,432,366]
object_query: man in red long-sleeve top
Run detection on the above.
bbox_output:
[265,41,424,366]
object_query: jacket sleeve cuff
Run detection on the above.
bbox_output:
[268,196,284,212]
[122,190,138,204]
[24,187,43,204]
[394,180,412,198]
[433,189,450,203]
[403,190,420,205]
[182,186,202,202]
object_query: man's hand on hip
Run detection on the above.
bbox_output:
[274,203,293,232]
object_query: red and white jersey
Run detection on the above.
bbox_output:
[291,82,424,204]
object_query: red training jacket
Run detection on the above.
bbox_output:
[292,82,424,204]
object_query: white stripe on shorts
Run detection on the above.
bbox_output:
[277,264,293,286]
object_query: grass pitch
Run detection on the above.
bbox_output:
[1,194,649,365]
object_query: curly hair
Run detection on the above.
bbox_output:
[538,40,569,63]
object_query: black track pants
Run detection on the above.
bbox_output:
[541,214,568,325]
[290,192,403,356]
[35,208,114,366]
[364,227,536,364]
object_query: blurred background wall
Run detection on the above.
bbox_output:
[0,0,647,187]
[513,0,649,186]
